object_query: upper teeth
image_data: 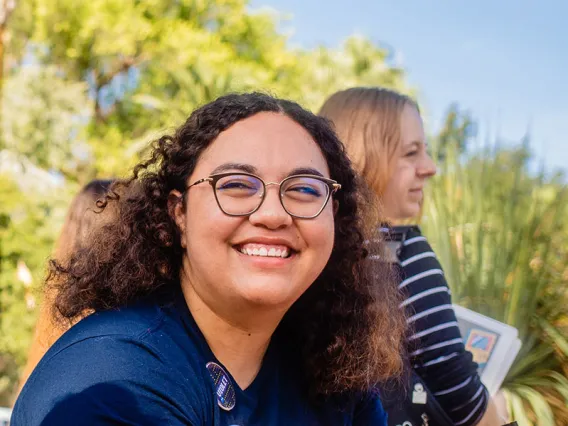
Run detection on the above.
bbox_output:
[239,244,290,258]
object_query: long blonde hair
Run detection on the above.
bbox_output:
[319,87,418,200]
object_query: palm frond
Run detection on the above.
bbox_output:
[423,138,568,424]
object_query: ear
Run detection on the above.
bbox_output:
[168,190,187,248]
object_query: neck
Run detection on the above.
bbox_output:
[381,217,412,227]
[181,282,282,390]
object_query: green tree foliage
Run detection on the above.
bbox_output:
[284,35,411,111]
[2,65,93,182]
[0,60,87,404]
[435,103,476,161]
[7,0,409,179]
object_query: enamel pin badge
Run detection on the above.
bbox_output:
[412,383,427,405]
[206,361,236,411]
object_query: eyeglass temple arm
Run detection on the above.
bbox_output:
[188,177,213,189]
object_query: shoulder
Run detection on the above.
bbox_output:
[353,392,387,426]
[12,299,211,425]
[40,294,202,369]
[397,226,442,279]
[397,226,432,254]
[30,300,171,375]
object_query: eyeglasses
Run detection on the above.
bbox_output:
[186,172,341,219]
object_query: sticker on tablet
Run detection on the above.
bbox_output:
[464,328,497,368]
[206,361,236,411]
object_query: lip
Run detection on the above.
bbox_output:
[232,236,299,252]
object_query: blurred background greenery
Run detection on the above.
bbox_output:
[0,1,566,424]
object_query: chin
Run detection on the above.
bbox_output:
[399,206,421,221]
[235,279,305,309]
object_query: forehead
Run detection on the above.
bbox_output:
[399,104,425,145]
[195,112,331,178]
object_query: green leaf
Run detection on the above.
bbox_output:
[539,319,568,358]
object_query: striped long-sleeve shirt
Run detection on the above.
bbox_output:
[387,226,490,426]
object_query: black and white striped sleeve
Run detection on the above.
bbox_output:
[396,229,490,426]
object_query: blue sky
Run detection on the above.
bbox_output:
[250,0,567,176]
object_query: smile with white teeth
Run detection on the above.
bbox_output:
[237,243,291,258]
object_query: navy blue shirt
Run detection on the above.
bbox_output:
[12,288,387,425]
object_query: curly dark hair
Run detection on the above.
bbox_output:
[48,92,405,399]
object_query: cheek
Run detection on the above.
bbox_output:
[300,207,335,256]
[382,177,401,206]
[387,164,413,194]
[401,162,417,184]
[184,194,237,251]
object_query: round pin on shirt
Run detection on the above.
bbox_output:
[206,361,236,411]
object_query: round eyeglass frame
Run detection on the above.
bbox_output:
[186,172,341,219]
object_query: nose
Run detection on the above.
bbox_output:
[418,151,437,178]
[248,186,293,230]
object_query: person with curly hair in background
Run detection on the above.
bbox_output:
[320,87,508,426]
[12,93,406,425]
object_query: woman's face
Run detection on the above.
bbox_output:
[173,112,336,317]
[381,104,436,220]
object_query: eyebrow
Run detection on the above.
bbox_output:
[288,167,324,177]
[210,164,325,178]
[404,141,423,149]
[210,163,258,175]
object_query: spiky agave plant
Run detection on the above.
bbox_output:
[422,140,568,425]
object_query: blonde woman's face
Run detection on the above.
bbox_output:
[382,104,436,220]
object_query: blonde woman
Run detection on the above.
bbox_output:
[320,87,506,426]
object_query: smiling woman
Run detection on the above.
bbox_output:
[11,93,405,425]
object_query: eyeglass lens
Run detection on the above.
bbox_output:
[214,174,331,217]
